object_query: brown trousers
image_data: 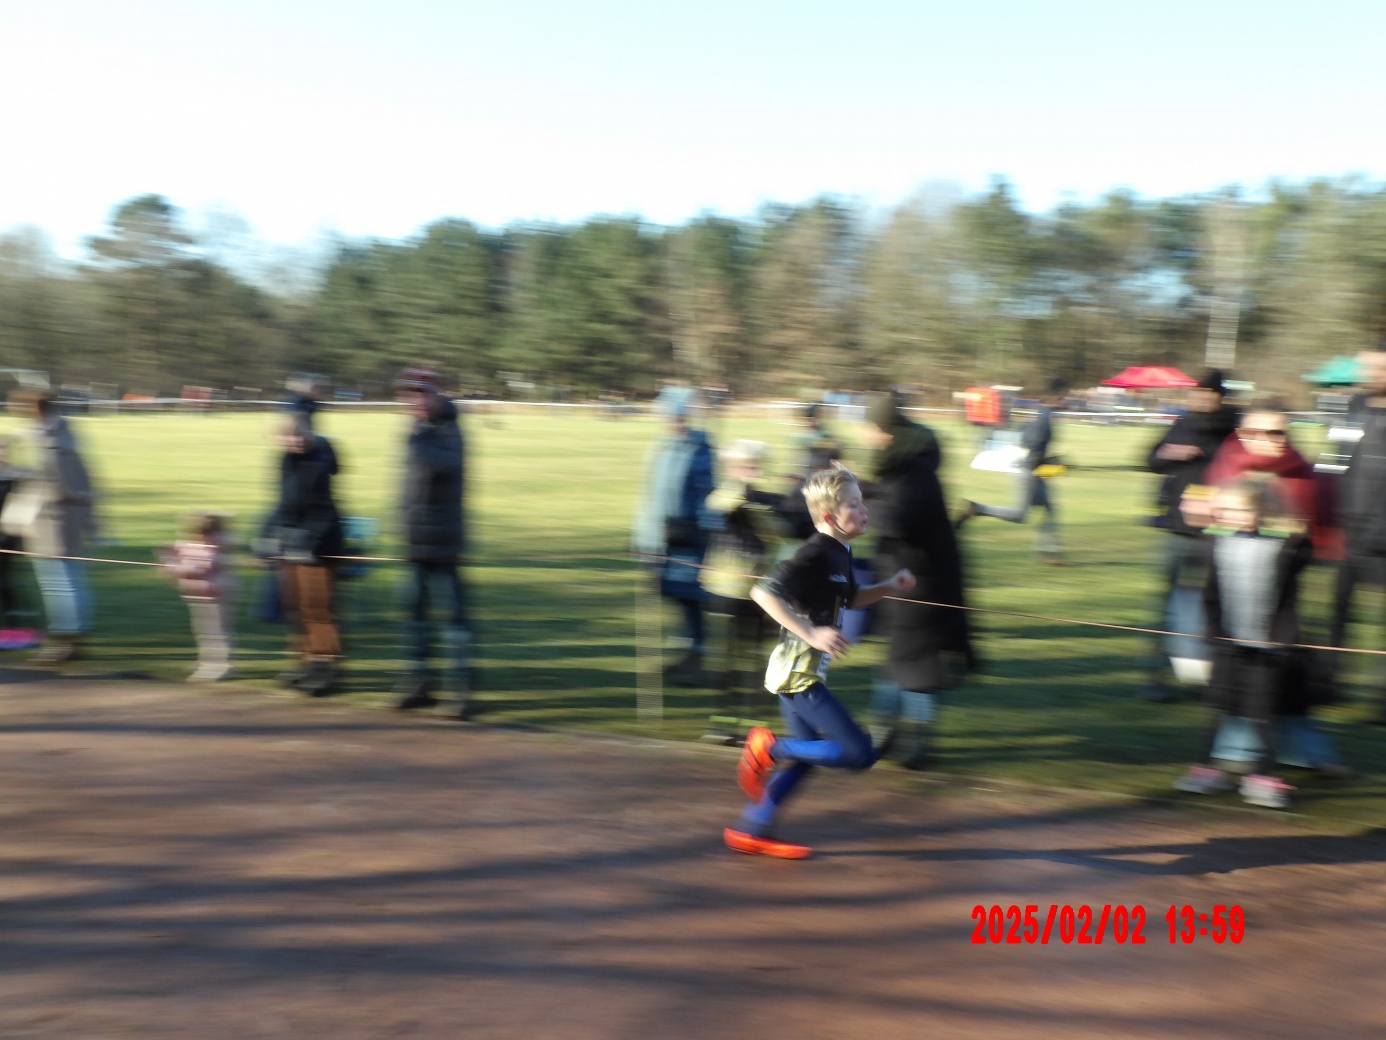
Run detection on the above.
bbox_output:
[280,563,340,660]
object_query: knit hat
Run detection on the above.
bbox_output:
[1195,368,1227,395]
[395,368,441,393]
[865,392,902,430]
[654,385,697,420]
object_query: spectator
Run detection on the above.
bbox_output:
[160,511,236,682]
[1141,369,1240,701]
[393,369,474,718]
[1202,406,1323,530]
[266,414,345,696]
[285,372,326,424]
[1194,406,1346,770]
[9,388,97,664]
[253,375,325,625]
[1173,477,1308,809]
[795,403,844,476]
[1330,347,1386,725]
[777,403,845,542]
[701,439,787,744]
[861,392,975,767]
[0,436,29,628]
[633,386,715,686]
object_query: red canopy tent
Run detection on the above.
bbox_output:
[1101,366,1197,389]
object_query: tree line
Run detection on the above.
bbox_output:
[3,179,1385,401]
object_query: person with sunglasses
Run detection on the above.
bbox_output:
[1198,404,1349,775]
[1203,406,1321,531]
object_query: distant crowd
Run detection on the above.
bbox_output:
[4,356,1386,837]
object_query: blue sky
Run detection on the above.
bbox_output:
[4,0,1384,257]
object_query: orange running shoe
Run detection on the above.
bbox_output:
[723,828,813,859]
[737,726,777,801]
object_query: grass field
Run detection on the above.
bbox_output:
[6,407,1384,826]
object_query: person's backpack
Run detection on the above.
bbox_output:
[337,517,378,580]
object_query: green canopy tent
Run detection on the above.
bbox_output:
[1304,356,1360,386]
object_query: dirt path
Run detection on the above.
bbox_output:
[1,667,1383,1039]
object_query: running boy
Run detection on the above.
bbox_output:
[726,466,915,858]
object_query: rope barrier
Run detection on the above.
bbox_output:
[0,546,163,568]
[4,542,1384,659]
[637,551,1386,659]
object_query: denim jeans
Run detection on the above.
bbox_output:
[32,557,92,635]
[1160,533,1210,666]
[404,561,470,679]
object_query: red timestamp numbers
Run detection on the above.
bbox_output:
[970,904,1247,945]
[970,904,1148,945]
[1165,903,1245,944]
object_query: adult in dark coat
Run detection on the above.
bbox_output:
[268,414,345,696]
[862,393,975,767]
[1330,347,1386,724]
[1141,369,1239,700]
[393,369,473,717]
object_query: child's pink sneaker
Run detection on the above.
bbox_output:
[1173,765,1234,795]
[1240,774,1294,809]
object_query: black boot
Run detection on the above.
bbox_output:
[277,664,309,689]
[894,720,933,770]
[395,671,438,711]
[299,658,340,698]
[665,650,706,687]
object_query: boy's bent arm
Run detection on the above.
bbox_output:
[851,569,917,609]
[750,585,850,656]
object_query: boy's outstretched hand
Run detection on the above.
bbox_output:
[888,568,916,593]
[806,625,852,657]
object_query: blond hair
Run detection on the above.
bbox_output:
[722,438,769,469]
[802,465,859,520]
[1218,474,1304,534]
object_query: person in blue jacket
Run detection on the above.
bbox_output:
[633,386,715,685]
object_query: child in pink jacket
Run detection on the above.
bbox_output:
[162,512,236,681]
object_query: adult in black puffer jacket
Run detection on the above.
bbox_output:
[862,393,975,768]
[1142,368,1239,700]
[394,369,473,717]
[402,395,465,562]
[269,415,346,696]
